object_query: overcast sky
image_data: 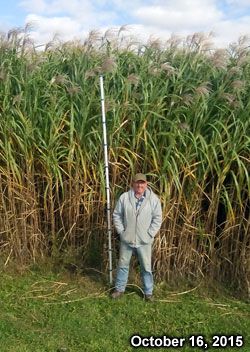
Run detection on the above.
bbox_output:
[1,0,250,48]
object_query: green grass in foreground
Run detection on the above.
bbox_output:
[0,264,249,352]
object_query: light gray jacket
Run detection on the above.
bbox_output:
[112,187,162,245]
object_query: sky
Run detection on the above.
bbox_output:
[1,0,250,48]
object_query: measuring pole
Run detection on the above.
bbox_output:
[99,75,113,285]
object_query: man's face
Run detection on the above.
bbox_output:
[133,180,147,195]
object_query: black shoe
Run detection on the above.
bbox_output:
[111,290,124,299]
[145,294,154,302]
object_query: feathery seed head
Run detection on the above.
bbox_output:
[87,29,102,44]
[148,67,160,76]
[227,66,242,76]
[51,75,68,85]
[221,92,236,105]
[147,36,162,50]
[7,27,22,41]
[231,80,245,90]
[166,34,182,49]
[118,25,130,36]
[100,57,116,73]
[127,74,140,86]
[211,49,229,69]
[104,28,117,40]
[195,82,211,96]
[161,62,176,75]
[182,94,194,106]
[67,86,81,96]
[85,70,96,79]
[186,32,213,51]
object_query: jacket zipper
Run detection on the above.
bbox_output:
[135,211,139,245]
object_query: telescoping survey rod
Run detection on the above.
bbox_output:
[99,75,113,285]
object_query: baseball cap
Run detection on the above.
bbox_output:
[133,173,147,182]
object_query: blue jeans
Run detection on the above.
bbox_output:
[115,241,153,295]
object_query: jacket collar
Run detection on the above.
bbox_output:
[128,187,151,215]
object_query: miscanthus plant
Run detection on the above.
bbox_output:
[0,26,249,296]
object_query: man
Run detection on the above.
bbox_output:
[111,173,162,301]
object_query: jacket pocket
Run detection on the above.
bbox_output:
[120,228,134,244]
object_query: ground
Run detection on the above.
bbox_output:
[0,263,249,352]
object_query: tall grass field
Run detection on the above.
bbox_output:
[0,26,249,296]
